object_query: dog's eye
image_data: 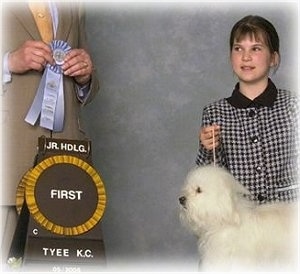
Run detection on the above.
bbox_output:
[196,187,202,193]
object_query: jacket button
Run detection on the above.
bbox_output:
[256,166,262,173]
[251,136,258,143]
[257,194,266,202]
[248,110,256,117]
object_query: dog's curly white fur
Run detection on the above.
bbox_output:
[179,165,298,271]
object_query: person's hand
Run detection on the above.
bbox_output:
[8,40,54,73]
[62,48,93,85]
[199,124,220,150]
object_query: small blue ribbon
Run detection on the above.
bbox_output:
[25,40,71,132]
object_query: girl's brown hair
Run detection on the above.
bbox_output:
[230,15,280,57]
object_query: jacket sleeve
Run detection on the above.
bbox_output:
[76,2,100,106]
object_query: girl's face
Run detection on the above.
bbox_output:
[230,33,278,86]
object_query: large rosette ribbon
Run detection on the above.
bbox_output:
[25,40,71,132]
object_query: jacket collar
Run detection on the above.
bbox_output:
[11,2,73,43]
[226,79,278,109]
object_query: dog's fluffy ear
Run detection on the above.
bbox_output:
[222,170,251,196]
[203,165,251,198]
[223,171,253,216]
[214,168,250,225]
[214,183,241,226]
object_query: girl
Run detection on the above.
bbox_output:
[196,15,298,203]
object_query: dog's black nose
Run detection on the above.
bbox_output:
[179,196,186,206]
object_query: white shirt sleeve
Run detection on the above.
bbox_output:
[2,52,12,84]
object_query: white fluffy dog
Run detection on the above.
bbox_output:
[179,165,298,272]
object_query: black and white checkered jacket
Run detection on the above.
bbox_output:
[196,79,299,203]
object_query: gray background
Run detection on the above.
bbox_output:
[82,2,297,271]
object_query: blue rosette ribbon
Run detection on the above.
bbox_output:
[25,40,71,132]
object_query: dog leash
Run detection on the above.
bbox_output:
[212,127,216,167]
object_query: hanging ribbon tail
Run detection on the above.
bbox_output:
[39,68,62,131]
[24,68,48,126]
[24,40,71,132]
[53,76,64,131]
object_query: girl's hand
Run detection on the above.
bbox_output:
[199,124,220,150]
